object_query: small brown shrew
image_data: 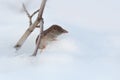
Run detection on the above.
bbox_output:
[36,25,68,51]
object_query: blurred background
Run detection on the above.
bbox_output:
[0,0,120,80]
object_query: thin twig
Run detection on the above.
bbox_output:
[22,3,31,18]
[22,3,32,26]
[31,9,39,18]
[32,19,44,56]
[23,4,39,26]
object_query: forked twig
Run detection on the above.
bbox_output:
[22,3,31,18]
[22,4,39,26]
[14,0,47,49]
[22,3,32,25]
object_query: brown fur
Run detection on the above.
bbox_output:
[42,25,68,36]
[36,24,68,49]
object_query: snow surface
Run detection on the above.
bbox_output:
[0,0,120,80]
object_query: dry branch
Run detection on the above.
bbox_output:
[31,9,39,18]
[14,0,47,49]
[23,4,39,26]
[22,4,31,18]
[22,3,32,26]
[32,19,44,56]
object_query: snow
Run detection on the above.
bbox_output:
[0,0,120,80]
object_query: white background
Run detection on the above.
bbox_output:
[0,0,120,80]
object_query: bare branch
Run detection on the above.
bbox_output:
[31,9,39,18]
[23,4,39,26]
[32,19,44,56]
[37,0,47,20]
[22,3,31,18]
[22,3,32,26]
[14,0,47,50]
